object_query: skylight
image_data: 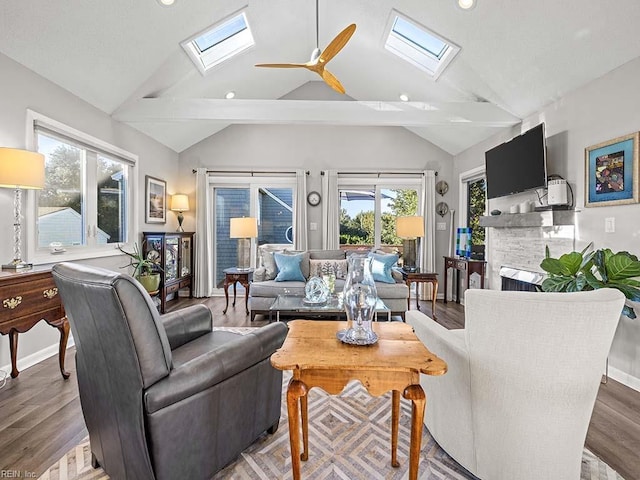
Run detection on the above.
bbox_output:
[384,11,460,79]
[182,11,254,75]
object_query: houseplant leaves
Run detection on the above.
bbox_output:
[540,244,640,319]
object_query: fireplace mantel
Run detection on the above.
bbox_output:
[479,210,577,228]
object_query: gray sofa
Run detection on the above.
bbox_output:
[250,248,409,321]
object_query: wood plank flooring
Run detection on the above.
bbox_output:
[0,297,638,479]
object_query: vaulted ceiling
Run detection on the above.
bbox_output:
[1,0,640,155]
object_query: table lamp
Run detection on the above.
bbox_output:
[230,217,258,271]
[396,215,424,272]
[170,194,189,232]
[0,148,45,270]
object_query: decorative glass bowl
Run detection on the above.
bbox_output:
[304,276,330,304]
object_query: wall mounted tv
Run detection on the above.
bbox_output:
[485,123,547,199]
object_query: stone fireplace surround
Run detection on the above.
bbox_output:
[487,225,576,290]
[480,209,578,291]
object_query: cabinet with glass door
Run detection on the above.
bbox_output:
[143,232,194,313]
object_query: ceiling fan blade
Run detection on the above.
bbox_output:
[320,68,346,94]
[319,24,356,64]
[255,63,309,68]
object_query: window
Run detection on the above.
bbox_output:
[338,179,421,253]
[27,111,137,262]
[467,178,486,259]
[182,11,254,75]
[460,166,486,260]
[384,11,460,79]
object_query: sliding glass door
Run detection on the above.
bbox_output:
[212,178,295,287]
[338,184,420,252]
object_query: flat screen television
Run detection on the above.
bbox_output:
[485,123,547,199]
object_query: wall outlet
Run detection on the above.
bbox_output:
[437,222,447,231]
[605,217,615,233]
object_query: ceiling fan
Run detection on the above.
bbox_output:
[255,0,356,94]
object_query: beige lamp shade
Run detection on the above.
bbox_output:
[0,148,45,189]
[170,194,190,212]
[396,215,424,239]
[230,217,258,238]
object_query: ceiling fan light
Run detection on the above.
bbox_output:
[399,93,410,102]
[157,0,175,5]
[225,91,236,99]
[457,0,476,10]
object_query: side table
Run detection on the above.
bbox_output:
[401,269,438,319]
[222,267,253,315]
[270,320,447,480]
[443,256,486,304]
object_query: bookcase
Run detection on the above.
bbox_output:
[142,232,194,313]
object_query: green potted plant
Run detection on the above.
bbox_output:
[118,242,162,293]
[540,243,640,318]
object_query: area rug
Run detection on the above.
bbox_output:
[39,328,625,480]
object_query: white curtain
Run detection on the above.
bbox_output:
[321,170,340,249]
[194,168,213,297]
[294,169,308,250]
[420,170,437,297]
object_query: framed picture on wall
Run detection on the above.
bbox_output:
[456,227,472,259]
[145,176,167,224]
[585,132,639,207]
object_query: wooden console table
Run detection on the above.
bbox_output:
[0,269,69,379]
[443,256,486,304]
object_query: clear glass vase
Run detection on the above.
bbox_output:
[342,254,378,345]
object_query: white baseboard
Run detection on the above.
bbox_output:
[0,335,75,377]
[608,365,640,393]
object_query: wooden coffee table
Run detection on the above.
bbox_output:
[271,320,447,480]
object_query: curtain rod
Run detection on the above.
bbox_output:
[320,171,436,176]
[193,169,309,175]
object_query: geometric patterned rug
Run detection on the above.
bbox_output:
[38,328,625,480]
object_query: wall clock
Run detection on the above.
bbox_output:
[307,191,321,206]
[436,201,449,217]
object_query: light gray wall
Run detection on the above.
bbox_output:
[178,122,455,277]
[0,52,179,369]
[451,56,640,388]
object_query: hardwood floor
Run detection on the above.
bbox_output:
[0,297,638,479]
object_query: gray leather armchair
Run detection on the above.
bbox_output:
[52,262,287,480]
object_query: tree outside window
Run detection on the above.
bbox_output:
[467,178,486,259]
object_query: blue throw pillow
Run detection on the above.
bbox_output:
[369,252,398,284]
[274,252,306,282]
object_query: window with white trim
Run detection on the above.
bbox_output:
[384,11,460,79]
[28,112,137,261]
[181,10,254,75]
[337,175,423,252]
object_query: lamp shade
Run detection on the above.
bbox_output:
[230,217,258,238]
[170,194,190,212]
[396,216,424,238]
[0,148,45,189]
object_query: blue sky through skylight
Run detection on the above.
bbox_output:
[194,14,247,53]
[392,17,447,58]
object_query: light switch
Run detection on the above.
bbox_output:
[437,222,447,231]
[310,222,318,231]
[605,217,615,233]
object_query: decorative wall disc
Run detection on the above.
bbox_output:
[436,201,449,217]
[436,180,449,196]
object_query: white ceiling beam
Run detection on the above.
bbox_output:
[113,98,520,127]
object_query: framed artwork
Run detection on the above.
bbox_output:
[585,132,639,207]
[456,227,472,258]
[145,176,166,224]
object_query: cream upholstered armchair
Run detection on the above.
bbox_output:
[407,288,624,480]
